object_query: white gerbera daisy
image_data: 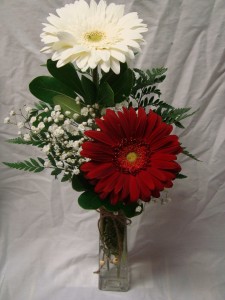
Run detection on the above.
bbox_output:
[40,0,147,74]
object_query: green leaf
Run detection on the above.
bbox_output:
[53,95,81,117]
[3,158,44,173]
[103,200,123,212]
[7,136,47,148]
[61,173,72,182]
[47,59,85,98]
[110,69,134,102]
[7,137,30,145]
[101,62,128,84]
[182,148,200,161]
[29,76,76,105]
[47,154,56,167]
[81,75,97,104]
[131,67,167,98]
[176,173,187,179]
[98,81,114,107]
[78,191,102,210]
[72,174,92,192]
[122,202,144,218]
[37,157,45,165]
[51,168,62,178]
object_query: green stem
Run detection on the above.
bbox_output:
[92,67,99,87]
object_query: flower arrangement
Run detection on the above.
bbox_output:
[3,0,198,292]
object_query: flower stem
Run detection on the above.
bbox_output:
[92,67,99,87]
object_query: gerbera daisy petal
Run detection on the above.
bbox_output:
[129,175,140,202]
[41,0,147,73]
[81,107,182,205]
[84,130,116,145]
[84,162,114,179]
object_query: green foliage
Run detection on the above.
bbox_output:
[29,76,76,106]
[101,63,134,103]
[3,158,45,173]
[132,67,167,97]
[47,59,85,98]
[47,154,56,167]
[78,191,102,210]
[122,202,144,218]
[52,95,82,117]
[61,172,72,182]
[7,136,47,148]
[72,173,92,192]
[176,173,188,179]
[51,168,62,178]
[97,81,114,107]
[110,68,134,103]
[81,75,97,104]
[33,101,50,112]
[182,147,200,161]
[160,107,198,127]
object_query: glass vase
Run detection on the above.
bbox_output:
[98,207,129,292]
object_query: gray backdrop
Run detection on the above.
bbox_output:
[0,0,225,299]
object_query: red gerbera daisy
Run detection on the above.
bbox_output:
[80,107,182,205]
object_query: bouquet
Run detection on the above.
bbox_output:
[3,0,198,292]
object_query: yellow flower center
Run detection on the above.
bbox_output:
[84,31,106,42]
[126,152,138,163]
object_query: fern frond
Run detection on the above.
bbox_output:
[3,158,45,173]
[7,136,47,148]
[7,137,31,145]
[132,67,167,97]
[182,148,200,161]
[176,173,188,179]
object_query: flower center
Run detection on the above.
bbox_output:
[113,139,150,175]
[84,30,106,43]
[126,152,138,163]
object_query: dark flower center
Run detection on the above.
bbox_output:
[113,138,150,175]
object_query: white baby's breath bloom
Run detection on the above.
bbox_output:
[64,119,71,125]
[43,144,51,153]
[53,127,64,137]
[41,0,147,74]
[9,110,15,116]
[44,160,51,168]
[73,113,79,120]
[30,116,37,123]
[54,105,61,111]
[73,167,80,175]
[78,124,85,131]
[87,118,93,125]
[65,111,71,116]
[31,126,41,134]
[93,103,99,109]
[47,117,52,122]
[38,122,45,130]
[81,107,89,116]
[48,124,58,133]
[4,117,10,124]
[56,161,63,167]
[25,106,32,113]
[23,133,31,141]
